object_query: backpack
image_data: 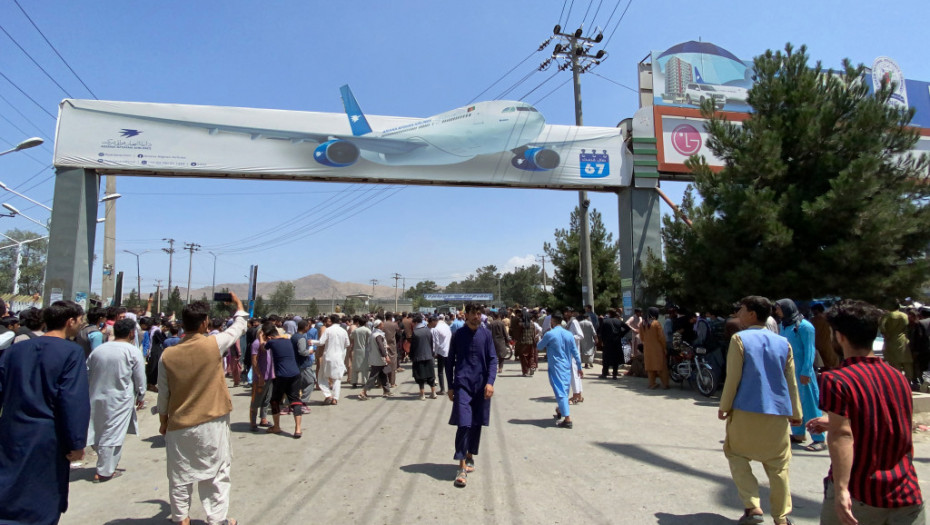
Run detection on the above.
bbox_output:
[75,325,101,357]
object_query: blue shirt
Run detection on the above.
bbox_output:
[267,338,299,378]
[732,328,794,417]
[450,319,465,334]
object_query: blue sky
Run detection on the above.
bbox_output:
[0,0,927,297]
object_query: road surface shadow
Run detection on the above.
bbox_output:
[528,396,556,403]
[69,466,97,482]
[399,462,452,481]
[655,512,732,524]
[102,499,178,524]
[507,418,556,429]
[142,434,165,449]
[595,442,822,520]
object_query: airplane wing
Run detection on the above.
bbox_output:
[65,101,427,155]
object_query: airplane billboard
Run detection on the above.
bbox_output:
[53,86,630,190]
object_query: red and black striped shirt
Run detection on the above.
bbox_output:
[819,356,922,508]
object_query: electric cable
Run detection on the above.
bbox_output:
[0,70,56,119]
[0,23,73,97]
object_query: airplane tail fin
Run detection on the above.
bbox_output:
[340,85,373,136]
[694,67,705,84]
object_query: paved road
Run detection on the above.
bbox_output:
[62,359,930,525]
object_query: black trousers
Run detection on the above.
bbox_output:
[436,355,447,392]
[362,365,390,392]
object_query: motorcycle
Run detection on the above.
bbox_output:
[668,339,717,397]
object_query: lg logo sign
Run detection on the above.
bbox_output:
[671,124,702,156]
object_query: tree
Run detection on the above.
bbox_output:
[124,289,142,310]
[0,229,47,295]
[500,264,545,307]
[269,281,296,314]
[166,286,184,318]
[253,295,270,318]
[544,207,622,312]
[306,298,320,318]
[405,280,440,310]
[644,44,930,311]
[343,297,361,315]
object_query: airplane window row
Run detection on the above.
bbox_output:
[501,106,540,113]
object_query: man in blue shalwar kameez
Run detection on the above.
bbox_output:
[776,298,825,451]
[0,301,90,525]
[537,310,583,429]
[445,303,497,488]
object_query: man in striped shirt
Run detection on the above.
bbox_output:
[809,299,924,524]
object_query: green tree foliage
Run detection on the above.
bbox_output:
[500,264,545,307]
[166,286,184,318]
[544,208,621,312]
[306,298,319,318]
[405,280,440,309]
[343,297,362,315]
[269,281,296,314]
[124,289,142,310]
[644,44,930,311]
[0,229,47,295]
[253,295,270,318]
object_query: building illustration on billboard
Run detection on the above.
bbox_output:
[652,41,753,112]
[664,56,693,102]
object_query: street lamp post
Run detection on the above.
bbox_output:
[2,203,47,229]
[0,137,43,157]
[208,251,218,299]
[0,233,48,294]
[0,181,52,211]
[123,249,147,298]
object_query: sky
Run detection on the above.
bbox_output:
[0,0,927,299]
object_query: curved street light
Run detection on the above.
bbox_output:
[0,137,43,157]
[2,203,47,230]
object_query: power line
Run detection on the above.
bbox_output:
[13,0,98,99]
[469,47,545,104]
[532,77,572,106]
[589,70,638,93]
[0,92,53,140]
[0,70,57,119]
[589,0,606,28]
[603,0,634,48]
[0,23,73,97]
[579,0,595,28]
[0,111,53,152]
[520,69,561,100]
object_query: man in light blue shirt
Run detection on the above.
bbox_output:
[537,311,582,429]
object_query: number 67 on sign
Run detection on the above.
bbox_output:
[579,150,610,178]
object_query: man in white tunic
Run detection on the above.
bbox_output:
[565,308,585,403]
[86,318,146,482]
[157,293,247,525]
[318,313,350,404]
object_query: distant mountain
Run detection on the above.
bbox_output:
[180,273,399,301]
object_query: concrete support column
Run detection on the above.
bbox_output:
[618,181,661,315]
[43,167,98,308]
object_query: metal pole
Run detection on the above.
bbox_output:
[12,243,22,295]
[571,41,596,309]
[183,242,200,304]
[155,279,162,314]
[209,251,217,299]
[392,273,400,312]
[162,238,175,297]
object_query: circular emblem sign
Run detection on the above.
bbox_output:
[671,123,702,156]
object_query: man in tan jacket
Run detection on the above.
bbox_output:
[158,292,248,525]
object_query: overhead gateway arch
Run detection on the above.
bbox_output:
[47,87,647,308]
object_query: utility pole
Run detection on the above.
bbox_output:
[402,277,406,301]
[183,242,201,304]
[162,238,175,297]
[392,273,401,312]
[549,24,606,309]
[536,254,548,292]
[369,279,378,297]
[154,279,163,314]
[101,176,117,305]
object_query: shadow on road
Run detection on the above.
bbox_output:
[507,418,555,428]
[399,462,452,481]
[528,396,556,403]
[595,442,823,520]
[142,435,165,449]
[655,511,732,524]
[69,466,97,483]
[103,499,173,524]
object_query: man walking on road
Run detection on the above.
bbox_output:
[318,313,349,405]
[431,314,451,395]
[538,310,582,429]
[808,299,925,524]
[86,317,146,482]
[446,303,497,488]
[157,293,248,525]
[718,295,801,525]
[0,301,89,525]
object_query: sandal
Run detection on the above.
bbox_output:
[553,408,562,420]
[358,392,369,400]
[803,441,827,452]
[266,427,282,434]
[454,468,468,488]
[293,432,302,439]
[465,457,475,473]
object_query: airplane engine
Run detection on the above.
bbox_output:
[313,139,360,167]
[511,147,560,171]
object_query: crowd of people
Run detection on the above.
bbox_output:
[0,292,925,524]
